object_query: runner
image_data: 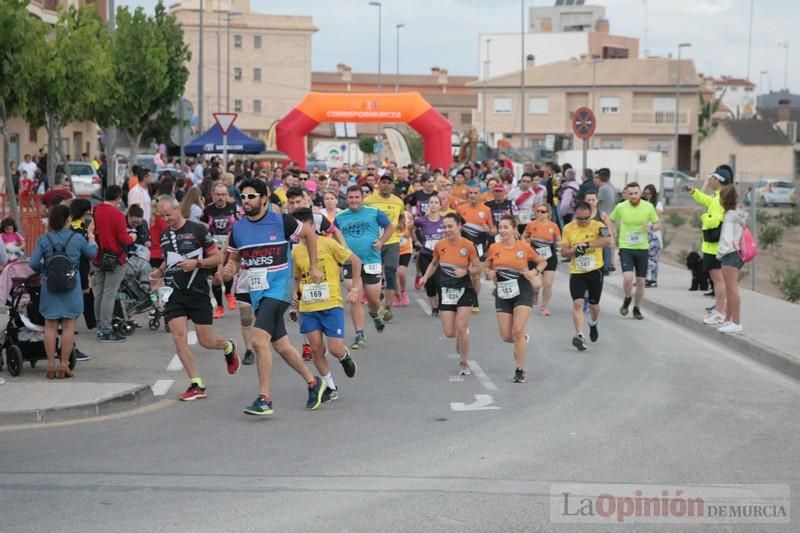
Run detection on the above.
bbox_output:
[200,183,240,319]
[406,173,437,216]
[456,184,495,314]
[149,195,240,401]
[223,178,327,416]
[508,173,537,234]
[609,182,661,320]
[522,203,561,315]
[334,185,395,350]
[291,208,358,402]
[365,175,405,321]
[560,201,612,351]
[414,195,446,316]
[420,213,480,375]
[484,183,517,232]
[485,215,547,383]
[395,210,414,307]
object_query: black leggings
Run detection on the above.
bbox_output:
[417,253,439,298]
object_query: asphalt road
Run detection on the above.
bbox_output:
[1,273,798,533]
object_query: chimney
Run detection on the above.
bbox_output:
[595,19,609,34]
[540,17,552,33]
[434,67,448,92]
[336,63,348,74]
[778,101,791,122]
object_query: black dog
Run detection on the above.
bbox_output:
[686,251,711,291]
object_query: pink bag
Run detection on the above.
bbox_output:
[738,225,757,263]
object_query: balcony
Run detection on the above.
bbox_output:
[632,111,689,125]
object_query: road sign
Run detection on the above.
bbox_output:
[170,125,194,146]
[572,107,596,140]
[213,112,237,135]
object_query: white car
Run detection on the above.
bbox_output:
[754,180,798,207]
[68,162,102,198]
[660,170,696,192]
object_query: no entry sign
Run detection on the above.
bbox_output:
[572,107,596,140]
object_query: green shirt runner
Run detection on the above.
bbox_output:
[609,200,660,250]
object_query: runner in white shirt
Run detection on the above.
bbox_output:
[508,173,537,233]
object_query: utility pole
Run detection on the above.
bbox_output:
[216,7,221,112]
[198,0,204,132]
[482,38,491,145]
[106,0,116,191]
[778,42,790,90]
[746,0,754,80]
[669,43,691,204]
[519,0,525,151]
[395,23,404,92]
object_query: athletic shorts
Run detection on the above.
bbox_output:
[163,290,213,325]
[438,285,476,313]
[381,243,400,269]
[703,252,722,273]
[619,248,649,278]
[569,269,604,305]
[299,307,345,338]
[494,277,534,313]
[544,254,558,272]
[399,253,412,267]
[342,263,381,285]
[253,296,290,341]
[719,251,743,270]
[150,258,164,269]
[234,272,251,304]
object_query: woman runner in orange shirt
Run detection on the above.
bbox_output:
[523,203,562,316]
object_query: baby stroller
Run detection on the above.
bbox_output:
[111,249,167,335]
[0,269,76,376]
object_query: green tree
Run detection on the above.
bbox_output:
[24,5,112,182]
[100,1,190,166]
[0,0,45,226]
[359,136,376,156]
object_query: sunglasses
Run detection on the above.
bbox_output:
[299,177,309,181]
[575,215,591,221]
[367,167,376,171]
[242,193,263,200]
[537,209,549,214]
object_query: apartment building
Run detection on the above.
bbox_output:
[469,57,700,171]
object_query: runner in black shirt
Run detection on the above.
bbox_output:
[406,173,438,216]
[201,183,240,318]
[150,195,240,402]
[484,184,517,228]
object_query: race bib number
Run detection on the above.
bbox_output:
[575,255,596,272]
[536,246,552,260]
[364,263,382,275]
[424,238,437,251]
[519,211,532,224]
[496,279,520,299]
[302,282,330,303]
[247,268,269,292]
[441,287,465,306]
[212,234,228,249]
[626,231,644,246]
[400,235,409,247]
[476,243,484,257]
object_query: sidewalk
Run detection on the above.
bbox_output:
[602,261,800,381]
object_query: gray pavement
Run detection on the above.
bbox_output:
[0,271,798,532]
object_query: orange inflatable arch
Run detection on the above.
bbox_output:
[276,92,453,170]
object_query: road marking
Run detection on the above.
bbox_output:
[449,375,464,382]
[469,360,498,392]
[167,355,183,372]
[188,330,197,345]
[447,352,459,359]
[151,379,174,396]
[450,394,500,411]
[416,298,432,316]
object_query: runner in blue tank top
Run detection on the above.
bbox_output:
[224,178,327,416]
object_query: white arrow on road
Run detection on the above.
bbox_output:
[450,394,500,411]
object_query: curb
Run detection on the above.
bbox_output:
[0,384,156,426]
[603,282,800,382]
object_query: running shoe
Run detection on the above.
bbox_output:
[589,322,599,342]
[619,297,631,316]
[645,280,657,288]
[431,308,439,318]
[224,339,240,375]
[179,383,207,401]
[513,368,526,383]
[414,275,423,290]
[351,333,366,350]
[322,387,339,402]
[703,311,725,325]
[458,362,472,376]
[382,307,394,322]
[98,331,126,343]
[213,306,224,319]
[399,292,410,306]
[289,310,299,322]
[373,315,386,333]
[718,322,743,333]
[572,334,587,352]
[242,349,255,366]
[243,395,273,416]
[632,307,644,320]
[340,352,357,378]
[705,304,716,313]
[306,377,327,410]
[226,293,238,310]
[539,307,551,316]
[302,343,313,361]
[74,348,91,362]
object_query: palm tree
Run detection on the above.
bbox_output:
[695,89,727,170]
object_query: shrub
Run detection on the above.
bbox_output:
[756,209,771,226]
[358,136,376,155]
[665,211,687,227]
[759,225,783,249]
[689,210,703,229]
[771,267,800,303]
[677,249,690,265]
[779,208,800,228]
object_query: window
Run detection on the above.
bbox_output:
[441,112,449,120]
[652,97,676,112]
[493,97,512,115]
[600,96,620,114]
[234,99,242,112]
[648,139,670,154]
[528,97,549,114]
[234,67,242,81]
[28,127,37,143]
[254,35,262,49]
[460,113,472,125]
[253,99,262,113]
[234,35,242,48]
[253,68,262,82]
[600,138,623,149]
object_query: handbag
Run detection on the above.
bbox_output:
[98,251,120,272]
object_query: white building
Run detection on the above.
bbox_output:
[713,76,757,119]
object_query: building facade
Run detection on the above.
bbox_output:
[712,76,757,119]
[469,57,700,171]
[699,120,794,181]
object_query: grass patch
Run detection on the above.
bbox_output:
[771,267,800,303]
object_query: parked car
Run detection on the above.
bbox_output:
[754,179,798,207]
[660,170,696,192]
[67,162,102,198]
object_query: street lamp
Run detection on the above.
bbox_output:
[668,42,691,204]
[395,23,405,92]
[482,38,491,145]
[519,0,526,150]
[591,58,603,149]
[778,41,790,90]
[368,1,382,91]
[198,0,204,131]
[225,11,242,112]
[759,70,769,96]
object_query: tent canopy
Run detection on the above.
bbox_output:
[184,124,266,155]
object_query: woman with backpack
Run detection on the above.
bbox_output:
[29,204,97,379]
[716,186,748,334]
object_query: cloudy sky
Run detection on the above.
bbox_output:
[119,0,796,93]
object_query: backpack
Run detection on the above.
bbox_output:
[557,182,580,212]
[44,232,78,293]
[738,225,757,263]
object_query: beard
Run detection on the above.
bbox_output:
[243,202,262,216]
[629,198,641,206]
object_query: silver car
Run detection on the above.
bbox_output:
[68,162,102,198]
[755,179,798,207]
